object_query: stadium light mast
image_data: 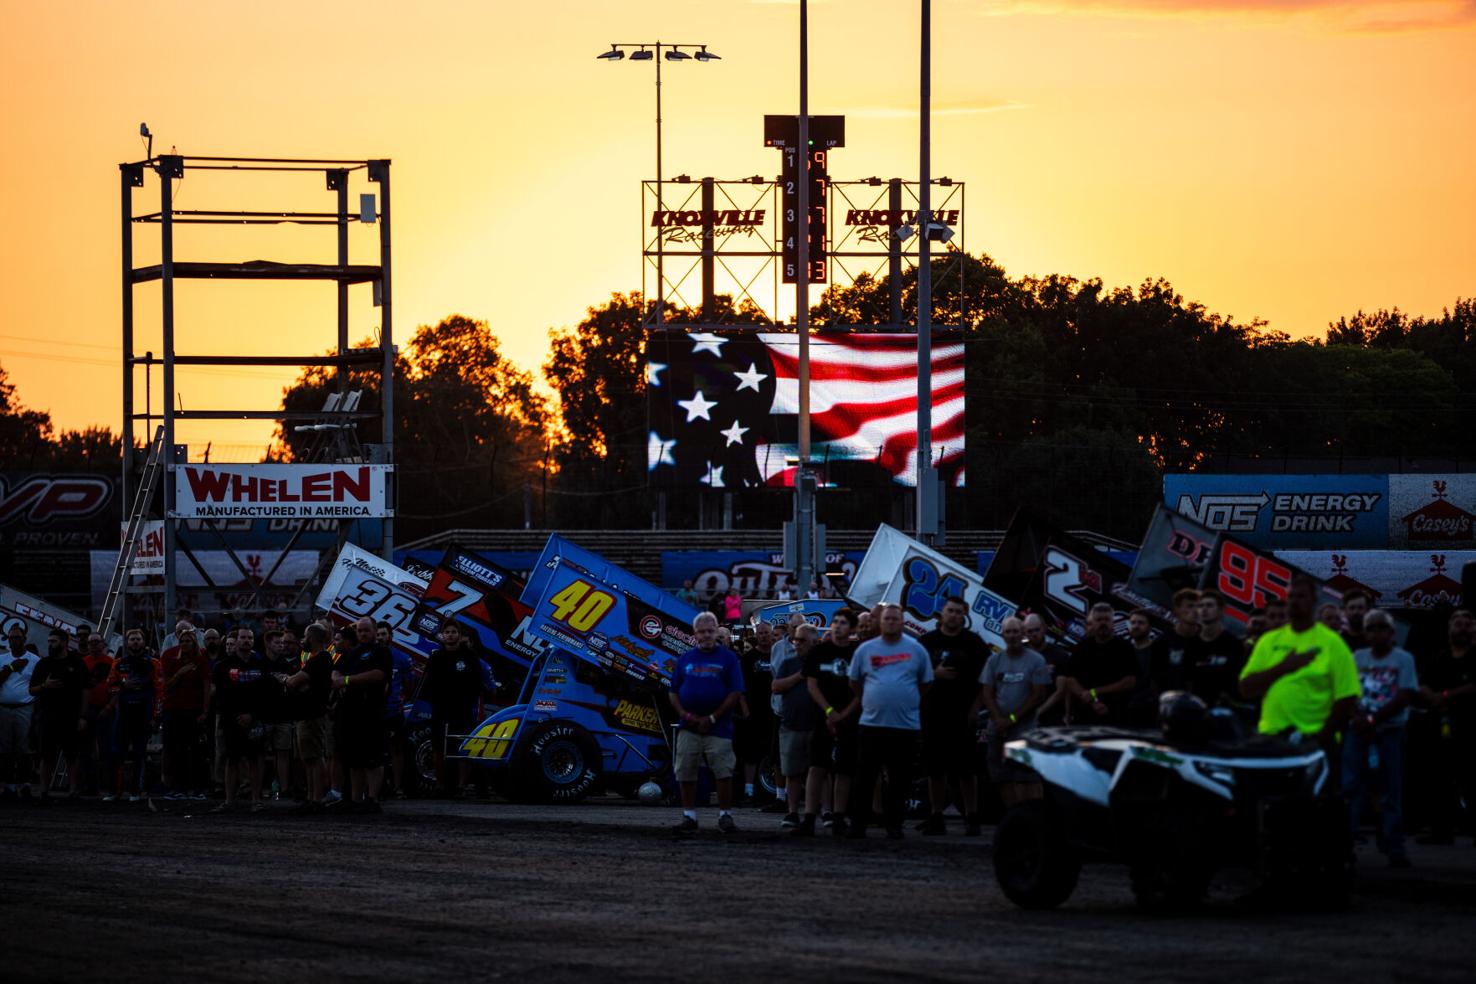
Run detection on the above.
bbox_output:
[915,0,938,543]
[795,0,816,596]
[598,41,721,329]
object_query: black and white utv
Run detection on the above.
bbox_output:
[993,693,1353,911]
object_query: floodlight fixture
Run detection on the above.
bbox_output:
[665,49,691,61]
[895,224,916,242]
[596,46,625,60]
[694,46,721,62]
[629,48,654,61]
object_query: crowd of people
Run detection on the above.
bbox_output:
[0,612,495,815]
[665,584,1476,862]
[1,581,1472,858]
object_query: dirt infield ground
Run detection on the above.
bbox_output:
[5,797,1474,982]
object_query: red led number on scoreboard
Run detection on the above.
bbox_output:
[548,580,616,633]
[1216,541,1292,608]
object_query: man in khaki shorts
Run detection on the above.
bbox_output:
[771,623,820,831]
[286,623,335,812]
[668,612,745,835]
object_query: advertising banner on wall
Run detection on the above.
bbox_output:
[173,464,393,519]
[1163,473,1388,549]
[660,550,864,598]
[1388,476,1476,548]
[124,521,166,575]
[91,549,320,611]
[0,472,118,549]
[1276,550,1475,610]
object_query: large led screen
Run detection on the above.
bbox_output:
[646,331,964,489]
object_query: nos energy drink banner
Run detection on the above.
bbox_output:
[1164,474,1388,549]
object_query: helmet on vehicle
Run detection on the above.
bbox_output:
[1158,690,1211,744]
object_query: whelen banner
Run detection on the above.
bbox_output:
[173,464,392,519]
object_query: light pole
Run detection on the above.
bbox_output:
[795,1,814,596]
[915,0,937,542]
[598,42,721,329]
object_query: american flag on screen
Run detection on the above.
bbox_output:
[646,330,965,489]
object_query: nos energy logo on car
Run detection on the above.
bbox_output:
[1164,474,1389,548]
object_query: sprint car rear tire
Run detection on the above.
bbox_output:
[407,725,437,795]
[513,720,601,804]
[993,801,1081,910]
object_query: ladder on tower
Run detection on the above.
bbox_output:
[97,426,166,641]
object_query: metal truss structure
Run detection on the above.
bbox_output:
[118,155,395,631]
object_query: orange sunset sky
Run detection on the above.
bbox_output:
[1,0,1473,460]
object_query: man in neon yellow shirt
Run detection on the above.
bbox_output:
[1240,576,1361,743]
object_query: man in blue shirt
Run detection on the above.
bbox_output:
[668,611,745,834]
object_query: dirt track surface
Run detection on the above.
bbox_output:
[6,796,1475,982]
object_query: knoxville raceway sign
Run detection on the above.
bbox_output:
[173,464,393,519]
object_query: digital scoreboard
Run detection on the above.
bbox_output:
[763,115,845,285]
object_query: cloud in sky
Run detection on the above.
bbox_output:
[978,0,1476,32]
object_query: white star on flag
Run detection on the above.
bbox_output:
[646,361,667,386]
[699,462,725,488]
[720,420,749,446]
[688,332,727,357]
[733,362,767,393]
[647,431,676,471]
[677,390,716,422]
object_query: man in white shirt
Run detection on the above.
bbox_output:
[1,622,39,798]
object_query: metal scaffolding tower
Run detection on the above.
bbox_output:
[119,155,395,631]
